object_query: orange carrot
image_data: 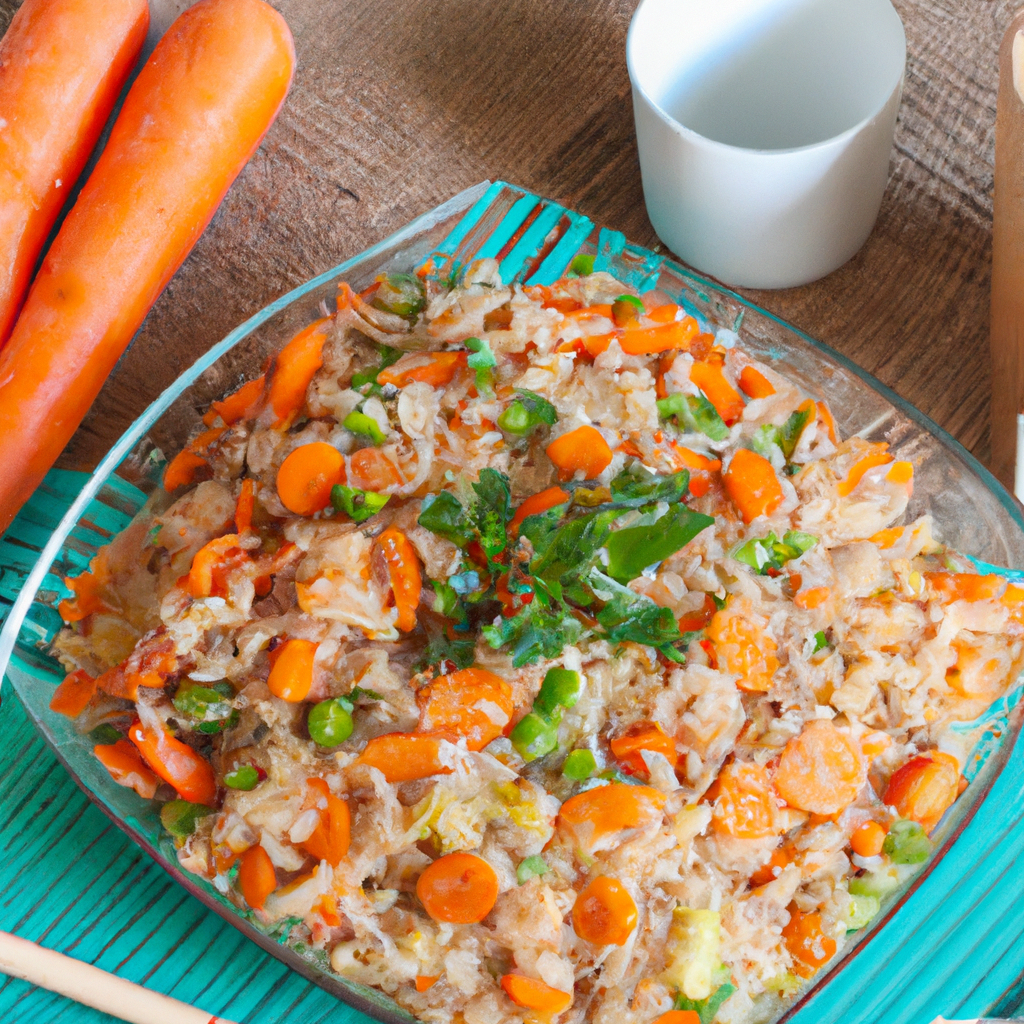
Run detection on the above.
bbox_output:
[557,784,666,852]
[850,820,886,857]
[276,442,345,516]
[354,733,452,783]
[794,586,830,610]
[773,720,865,815]
[690,360,745,424]
[416,852,499,924]
[646,304,681,323]
[188,533,246,598]
[925,572,1006,604]
[500,975,572,1013]
[202,375,266,427]
[0,0,295,536]
[723,448,783,523]
[349,447,404,492]
[706,601,779,693]
[301,778,351,866]
[415,976,439,993]
[57,569,113,622]
[653,1013,700,1024]
[750,846,790,887]
[0,0,149,347]
[738,365,776,399]
[572,875,638,946]
[96,636,179,702]
[883,751,960,833]
[610,722,678,775]
[267,638,317,702]
[817,401,838,443]
[417,667,513,751]
[838,449,893,497]
[677,593,718,633]
[671,446,722,473]
[266,319,331,427]
[93,738,160,799]
[712,761,777,839]
[783,907,836,978]
[546,425,613,481]
[509,486,570,532]
[619,317,699,355]
[378,351,467,389]
[377,527,422,632]
[886,460,914,486]
[162,426,227,492]
[238,844,276,911]
[128,719,218,805]
[49,669,97,718]
[235,479,255,533]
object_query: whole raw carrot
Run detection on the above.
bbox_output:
[0,0,295,535]
[0,0,149,346]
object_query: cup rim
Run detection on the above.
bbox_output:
[626,0,907,157]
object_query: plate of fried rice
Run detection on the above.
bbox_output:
[3,182,1024,1024]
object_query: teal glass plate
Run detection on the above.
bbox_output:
[3,180,1024,1024]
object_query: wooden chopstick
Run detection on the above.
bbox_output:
[0,930,239,1024]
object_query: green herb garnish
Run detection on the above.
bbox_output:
[331,484,390,522]
[498,389,558,435]
[343,410,387,445]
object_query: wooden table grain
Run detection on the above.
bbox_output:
[0,0,1019,1021]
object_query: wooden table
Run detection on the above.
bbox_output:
[0,0,1018,1021]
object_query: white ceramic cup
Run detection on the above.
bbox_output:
[627,0,906,289]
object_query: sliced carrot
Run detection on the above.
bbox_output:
[546,425,613,481]
[860,730,892,760]
[128,720,217,805]
[96,635,179,702]
[620,317,699,355]
[609,721,678,775]
[572,875,638,946]
[870,526,904,550]
[500,975,572,1013]
[690,360,745,425]
[203,375,266,427]
[93,738,160,799]
[837,449,893,497]
[49,669,97,718]
[671,445,722,473]
[301,778,350,866]
[378,351,467,389]
[417,852,498,924]
[188,533,247,598]
[773,720,865,815]
[162,426,227,492]
[646,304,681,324]
[794,586,830,610]
[266,318,331,427]
[355,733,452,782]
[349,447,404,492]
[557,784,666,852]
[723,448,783,523]
[850,820,886,857]
[886,461,914,486]
[415,976,439,992]
[509,486,570,533]
[706,600,779,693]
[238,844,276,911]
[563,303,613,321]
[738,365,776,399]
[712,761,777,839]
[235,479,256,533]
[276,442,345,516]
[883,750,960,833]
[653,1012,701,1024]
[377,527,422,633]
[783,907,836,978]
[267,638,317,702]
[417,667,513,751]
[817,401,838,444]
[925,572,1006,604]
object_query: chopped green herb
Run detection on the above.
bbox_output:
[510,710,560,760]
[415,631,476,674]
[609,465,690,507]
[563,748,597,780]
[570,253,595,276]
[732,531,817,575]
[516,855,549,884]
[307,698,354,747]
[371,273,426,319]
[658,393,729,442]
[470,469,513,567]
[466,336,497,397]
[591,570,683,649]
[813,630,829,652]
[225,764,261,791]
[350,343,402,392]
[343,410,387,445]
[418,491,473,547]
[674,980,737,1024]
[331,484,390,523]
[90,723,122,745]
[535,667,583,715]
[605,504,715,582]
[349,686,384,702]
[779,406,812,458]
[497,389,558,435]
[172,684,237,735]
[482,598,583,667]
[161,799,215,839]
[883,819,931,864]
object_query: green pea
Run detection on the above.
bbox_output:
[161,800,214,839]
[562,748,596,780]
[882,819,931,864]
[497,400,532,435]
[535,667,583,715]
[510,711,559,761]
[570,253,595,276]
[308,698,354,747]
[224,765,261,791]
[516,855,548,885]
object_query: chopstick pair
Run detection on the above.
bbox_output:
[0,930,238,1024]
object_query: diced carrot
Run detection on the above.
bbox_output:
[773,720,865,815]
[671,445,722,473]
[925,572,1006,604]
[883,750,960,833]
[723,448,783,523]
[94,738,161,799]
[162,426,227,491]
[860,731,892,760]
[706,600,779,693]
[886,461,914,487]
[377,527,422,633]
[510,486,570,532]
[794,586,830,610]
[738,365,776,399]
[546,425,613,481]
[870,526,904,550]
[557,784,665,852]
[267,638,317,702]
[49,669,97,718]
[235,479,255,533]
[301,778,350,866]
[610,722,678,775]
[653,1011,701,1024]
[266,318,331,427]
[417,852,498,924]
[378,351,467,389]
[276,441,345,516]
[837,449,893,497]
[417,667,513,751]
[355,733,452,782]
[95,634,178,702]
[415,976,439,992]
[188,533,247,598]
[783,907,836,978]
[57,569,113,622]
[816,401,837,443]
[500,975,572,1013]
[576,332,616,358]
[750,846,790,887]
[238,844,276,911]
[563,304,613,321]
[677,593,717,633]
[620,317,699,355]
[349,446,404,492]
[572,875,638,946]
[850,820,886,857]
[690,360,745,425]
[712,761,777,839]
[203,375,266,427]
[128,720,217,805]
[646,304,681,324]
